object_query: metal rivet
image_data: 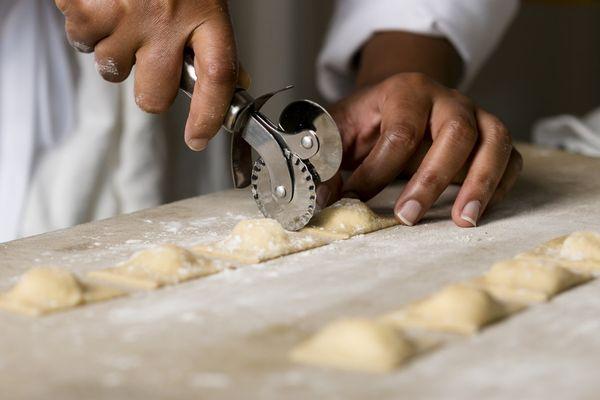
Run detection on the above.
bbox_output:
[275,186,287,198]
[301,136,314,149]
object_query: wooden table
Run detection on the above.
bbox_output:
[1,145,599,399]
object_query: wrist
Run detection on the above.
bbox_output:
[356,31,463,89]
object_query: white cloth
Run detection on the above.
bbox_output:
[0,1,166,241]
[0,1,75,242]
[318,0,520,101]
[0,1,233,243]
[533,108,600,157]
[20,55,166,237]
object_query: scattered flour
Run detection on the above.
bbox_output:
[188,372,231,388]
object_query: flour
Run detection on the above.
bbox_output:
[99,354,142,371]
[108,295,210,324]
[188,372,231,388]
[161,221,183,234]
[95,57,119,78]
[101,372,124,387]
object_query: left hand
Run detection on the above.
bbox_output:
[322,72,522,228]
[54,0,246,151]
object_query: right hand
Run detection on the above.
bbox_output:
[320,73,522,228]
[55,0,249,151]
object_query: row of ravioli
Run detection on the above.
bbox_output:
[0,199,395,317]
[290,231,600,373]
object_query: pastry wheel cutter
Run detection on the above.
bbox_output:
[180,52,342,231]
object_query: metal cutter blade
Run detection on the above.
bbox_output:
[180,51,342,230]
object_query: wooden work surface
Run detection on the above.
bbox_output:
[1,144,599,399]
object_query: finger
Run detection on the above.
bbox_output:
[489,148,523,207]
[451,109,513,228]
[394,96,479,226]
[59,2,119,53]
[342,90,433,201]
[133,41,184,114]
[93,27,139,82]
[184,14,238,151]
[316,172,344,209]
[328,87,383,169]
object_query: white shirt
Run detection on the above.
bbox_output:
[0,1,75,242]
[0,0,518,242]
[319,0,520,101]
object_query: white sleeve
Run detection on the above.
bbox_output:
[317,0,519,101]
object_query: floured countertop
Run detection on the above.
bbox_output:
[1,144,600,399]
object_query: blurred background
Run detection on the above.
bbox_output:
[164,0,600,199]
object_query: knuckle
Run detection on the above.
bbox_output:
[202,60,237,86]
[61,0,89,17]
[56,0,85,13]
[404,72,431,87]
[485,118,512,147]
[382,123,419,151]
[473,175,498,195]
[441,117,477,145]
[55,0,69,13]
[416,170,445,191]
[385,72,430,90]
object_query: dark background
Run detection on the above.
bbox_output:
[229,0,600,140]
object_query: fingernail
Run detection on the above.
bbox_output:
[461,200,481,227]
[396,200,422,226]
[188,138,208,151]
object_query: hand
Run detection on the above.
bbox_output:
[55,0,246,151]
[328,73,523,227]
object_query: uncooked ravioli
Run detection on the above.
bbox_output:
[88,244,219,290]
[516,233,600,274]
[0,267,123,316]
[306,198,398,238]
[483,258,591,302]
[290,318,416,373]
[383,284,515,335]
[193,218,335,264]
[560,231,600,262]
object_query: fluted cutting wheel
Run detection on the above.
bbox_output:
[251,153,317,231]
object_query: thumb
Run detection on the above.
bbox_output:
[328,85,383,168]
[316,172,344,209]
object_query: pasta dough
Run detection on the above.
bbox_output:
[193,219,334,264]
[383,284,517,335]
[290,318,416,373]
[305,198,398,238]
[516,236,566,259]
[483,258,592,302]
[560,231,600,262]
[516,233,600,273]
[88,244,219,290]
[0,267,124,316]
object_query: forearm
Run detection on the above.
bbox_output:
[356,31,464,88]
